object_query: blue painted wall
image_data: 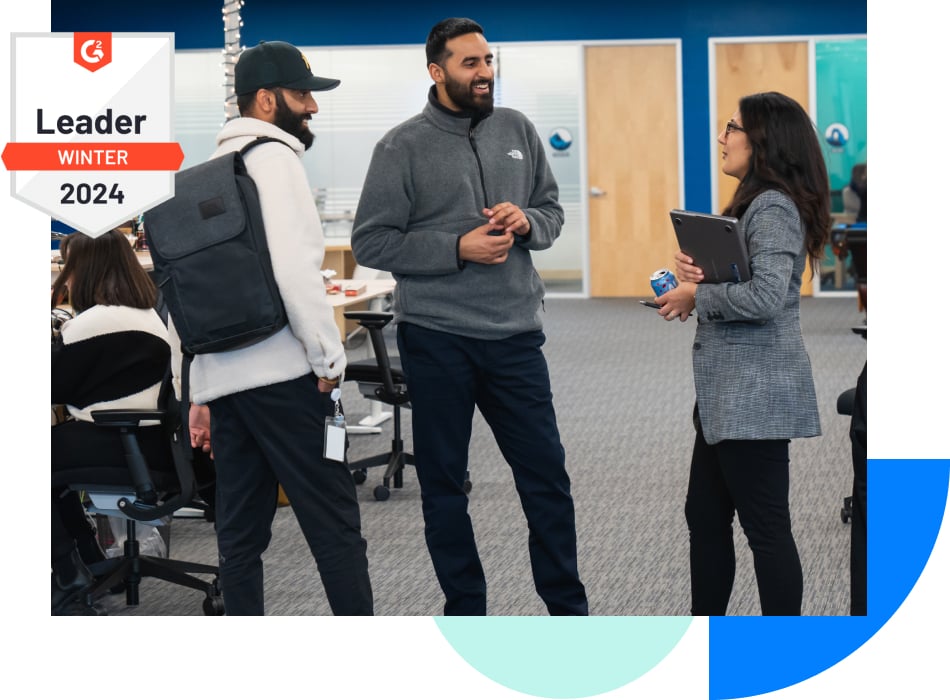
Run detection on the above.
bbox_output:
[51,0,867,211]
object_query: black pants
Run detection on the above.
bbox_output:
[685,424,802,615]
[208,374,373,615]
[850,363,867,616]
[397,323,588,616]
[51,489,96,563]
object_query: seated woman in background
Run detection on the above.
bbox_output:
[656,91,830,615]
[51,229,171,615]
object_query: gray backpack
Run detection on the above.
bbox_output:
[144,137,290,356]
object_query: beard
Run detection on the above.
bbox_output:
[273,90,314,150]
[444,72,494,116]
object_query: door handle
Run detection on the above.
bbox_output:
[589,186,607,198]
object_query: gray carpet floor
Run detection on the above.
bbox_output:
[99,295,867,616]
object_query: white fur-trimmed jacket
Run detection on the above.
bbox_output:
[171,118,346,404]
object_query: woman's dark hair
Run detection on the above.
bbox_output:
[51,229,158,314]
[723,91,832,269]
[425,17,484,67]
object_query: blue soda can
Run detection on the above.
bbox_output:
[650,268,679,296]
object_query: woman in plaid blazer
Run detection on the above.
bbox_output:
[657,92,831,615]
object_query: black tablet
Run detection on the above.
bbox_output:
[669,209,751,283]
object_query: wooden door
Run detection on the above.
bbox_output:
[586,44,680,297]
[714,41,815,294]
[714,41,810,212]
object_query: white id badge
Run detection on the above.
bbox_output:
[324,418,346,462]
[323,388,346,462]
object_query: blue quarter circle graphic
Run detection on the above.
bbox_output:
[711,459,949,700]
[434,616,691,698]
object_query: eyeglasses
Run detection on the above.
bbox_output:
[724,121,747,135]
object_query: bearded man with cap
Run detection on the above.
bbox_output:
[183,40,373,615]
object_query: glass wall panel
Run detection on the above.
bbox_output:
[494,44,583,294]
[816,38,867,294]
[173,43,584,293]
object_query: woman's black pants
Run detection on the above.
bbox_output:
[685,425,802,616]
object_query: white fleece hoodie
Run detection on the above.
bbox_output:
[172,117,345,404]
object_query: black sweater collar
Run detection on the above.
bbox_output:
[427,85,493,131]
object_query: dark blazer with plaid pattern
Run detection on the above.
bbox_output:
[691,189,821,445]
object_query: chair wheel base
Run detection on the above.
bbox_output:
[203,595,226,615]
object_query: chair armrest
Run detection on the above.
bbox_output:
[343,310,393,330]
[119,491,189,521]
[837,388,856,416]
[91,409,164,427]
[342,311,406,403]
[90,409,166,505]
[118,435,197,521]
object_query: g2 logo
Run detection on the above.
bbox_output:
[81,39,105,63]
[73,32,112,72]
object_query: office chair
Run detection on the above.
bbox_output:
[831,222,867,313]
[838,325,867,524]
[148,276,217,523]
[845,224,867,312]
[837,385,857,523]
[342,311,413,501]
[52,368,224,614]
[342,311,473,501]
[830,221,867,523]
[343,266,395,434]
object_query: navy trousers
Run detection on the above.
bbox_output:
[208,374,373,615]
[685,423,802,616]
[397,323,588,616]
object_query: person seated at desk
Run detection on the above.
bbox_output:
[51,230,172,615]
[842,163,867,223]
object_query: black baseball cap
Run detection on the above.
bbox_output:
[235,40,340,95]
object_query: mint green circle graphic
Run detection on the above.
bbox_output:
[435,617,692,698]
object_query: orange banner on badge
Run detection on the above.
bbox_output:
[1,142,184,171]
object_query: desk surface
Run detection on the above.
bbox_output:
[326,278,395,340]
[326,278,395,307]
[136,250,154,269]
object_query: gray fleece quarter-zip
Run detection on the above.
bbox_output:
[351,89,564,340]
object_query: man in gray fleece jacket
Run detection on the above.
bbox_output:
[352,17,587,615]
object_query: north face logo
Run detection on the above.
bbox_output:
[506,149,523,160]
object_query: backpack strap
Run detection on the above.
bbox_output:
[238,136,294,158]
[178,351,195,454]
